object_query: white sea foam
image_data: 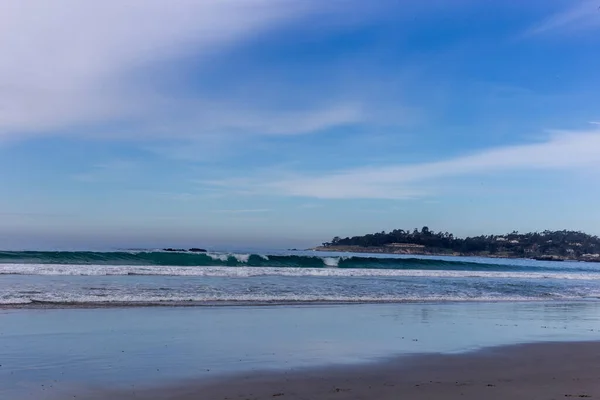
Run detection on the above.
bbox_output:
[322,257,340,267]
[205,253,251,263]
[207,253,229,262]
[0,293,556,305]
[1,263,600,280]
[233,254,250,263]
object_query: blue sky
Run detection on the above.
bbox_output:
[1,0,600,250]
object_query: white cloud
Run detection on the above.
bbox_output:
[214,209,270,214]
[0,0,360,137]
[214,129,600,199]
[146,101,365,139]
[211,102,366,136]
[72,160,139,182]
[526,0,600,35]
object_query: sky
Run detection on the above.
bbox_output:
[1,0,600,250]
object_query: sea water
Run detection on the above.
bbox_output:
[1,250,599,305]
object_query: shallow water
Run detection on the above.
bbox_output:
[1,250,600,304]
[1,301,599,399]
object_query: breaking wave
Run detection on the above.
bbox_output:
[0,250,597,272]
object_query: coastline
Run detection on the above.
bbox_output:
[2,297,597,310]
[4,302,600,399]
[74,341,600,400]
[313,245,598,262]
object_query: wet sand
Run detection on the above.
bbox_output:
[3,303,600,399]
[80,341,600,400]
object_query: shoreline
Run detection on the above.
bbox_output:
[313,245,600,262]
[3,297,597,310]
[4,302,600,399]
[75,341,600,400]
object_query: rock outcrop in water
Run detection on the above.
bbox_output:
[162,248,207,253]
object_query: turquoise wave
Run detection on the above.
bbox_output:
[0,250,588,272]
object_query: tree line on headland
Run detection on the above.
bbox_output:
[319,227,600,261]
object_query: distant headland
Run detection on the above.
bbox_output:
[316,227,600,262]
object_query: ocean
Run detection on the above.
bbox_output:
[1,249,600,305]
[3,250,600,399]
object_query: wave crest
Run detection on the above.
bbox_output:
[1,264,599,280]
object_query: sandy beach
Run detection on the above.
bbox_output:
[78,341,600,400]
[3,302,600,400]
[4,0,600,397]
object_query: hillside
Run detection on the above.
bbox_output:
[318,227,600,262]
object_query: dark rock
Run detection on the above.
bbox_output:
[533,255,565,262]
[188,248,207,252]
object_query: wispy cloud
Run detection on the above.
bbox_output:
[0,212,71,218]
[72,160,139,183]
[208,128,600,200]
[141,102,367,160]
[298,203,323,209]
[213,209,270,214]
[0,0,354,138]
[175,101,366,136]
[0,1,400,143]
[526,0,600,36]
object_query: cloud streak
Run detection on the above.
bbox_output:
[72,160,139,183]
[214,209,270,214]
[216,129,600,199]
[526,0,600,36]
[0,0,356,138]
